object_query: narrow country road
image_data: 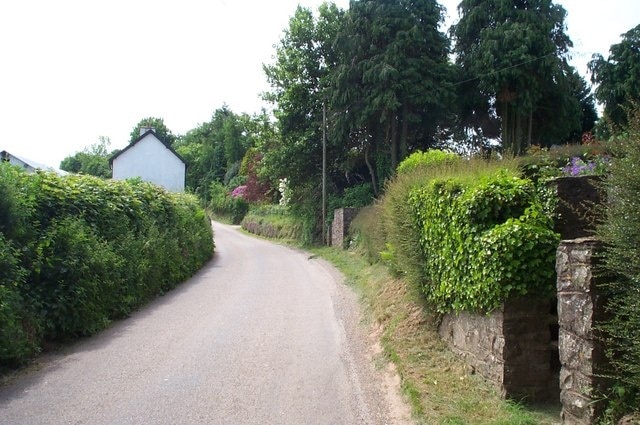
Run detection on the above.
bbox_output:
[0,222,407,425]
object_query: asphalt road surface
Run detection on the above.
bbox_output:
[0,222,407,425]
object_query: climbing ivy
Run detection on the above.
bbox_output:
[409,172,559,313]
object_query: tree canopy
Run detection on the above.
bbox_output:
[262,0,452,201]
[451,0,592,154]
[262,3,346,205]
[174,106,271,201]
[129,117,176,146]
[331,0,453,189]
[589,24,640,130]
[59,136,113,178]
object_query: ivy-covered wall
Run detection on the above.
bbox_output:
[409,172,559,313]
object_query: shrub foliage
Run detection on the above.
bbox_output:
[0,165,214,366]
[352,150,559,314]
[410,173,559,312]
[208,181,249,224]
[596,107,640,415]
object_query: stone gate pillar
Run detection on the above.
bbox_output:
[556,237,607,424]
[331,208,360,249]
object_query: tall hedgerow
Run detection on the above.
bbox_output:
[378,150,463,283]
[351,149,558,313]
[596,106,640,418]
[0,165,214,365]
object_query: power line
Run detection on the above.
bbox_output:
[446,52,558,87]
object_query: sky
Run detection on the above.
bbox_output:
[1,1,638,169]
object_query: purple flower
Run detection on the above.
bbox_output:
[561,156,609,177]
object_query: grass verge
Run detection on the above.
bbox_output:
[310,245,561,425]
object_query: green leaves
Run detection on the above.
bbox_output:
[589,24,640,131]
[0,163,214,363]
[59,136,113,178]
[452,0,588,152]
[410,171,559,313]
[129,117,176,146]
[396,150,460,175]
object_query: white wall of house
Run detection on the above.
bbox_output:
[112,134,185,192]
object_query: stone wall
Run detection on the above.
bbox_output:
[439,297,556,402]
[436,178,609,423]
[556,237,607,424]
[331,208,360,249]
[552,176,603,240]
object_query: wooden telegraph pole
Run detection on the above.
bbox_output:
[322,102,327,245]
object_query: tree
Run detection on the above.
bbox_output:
[451,0,583,154]
[589,24,640,130]
[533,65,597,144]
[263,3,345,197]
[174,106,263,200]
[331,0,452,188]
[129,117,176,146]
[59,136,113,178]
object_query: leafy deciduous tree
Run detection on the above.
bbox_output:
[174,106,268,200]
[129,117,176,146]
[589,24,640,130]
[263,3,345,197]
[59,136,113,178]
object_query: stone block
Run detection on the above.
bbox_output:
[552,176,603,240]
[558,293,594,338]
[560,390,599,424]
[569,247,593,265]
[330,208,360,249]
[560,368,594,396]
[559,329,594,374]
[439,298,553,403]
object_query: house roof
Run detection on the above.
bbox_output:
[108,129,186,167]
[1,150,69,176]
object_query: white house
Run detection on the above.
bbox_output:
[110,129,186,192]
[1,150,68,175]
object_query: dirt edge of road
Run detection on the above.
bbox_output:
[312,256,414,425]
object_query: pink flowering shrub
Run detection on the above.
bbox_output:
[230,185,247,199]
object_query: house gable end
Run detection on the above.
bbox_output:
[110,131,186,192]
[109,130,186,167]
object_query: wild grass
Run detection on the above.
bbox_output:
[312,245,561,424]
[240,204,305,242]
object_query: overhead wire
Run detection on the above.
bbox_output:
[445,51,559,87]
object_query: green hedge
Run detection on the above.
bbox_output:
[409,172,559,313]
[376,150,465,283]
[596,107,640,418]
[396,149,460,174]
[241,205,305,241]
[0,164,214,366]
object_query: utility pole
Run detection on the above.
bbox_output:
[322,102,327,245]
